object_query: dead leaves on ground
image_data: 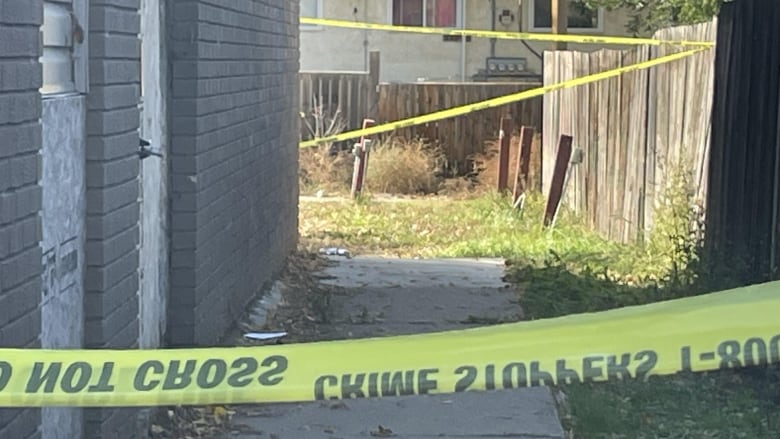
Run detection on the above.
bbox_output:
[149,251,343,439]
[260,250,344,339]
[149,405,238,439]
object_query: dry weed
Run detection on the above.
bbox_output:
[298,97,353,194]
[437,177,481,197]
[471,133,542,192]
[364,139,445,195]
[298,147,353,195]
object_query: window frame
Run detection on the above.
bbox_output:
[40,0,89,97]
[527,0,605,34]
[300,0,324,31]
[387,0,462,29]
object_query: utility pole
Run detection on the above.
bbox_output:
[551,0,568,50]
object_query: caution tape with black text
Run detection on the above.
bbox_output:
[0,280,778,407]
[299,17,715,48]
[299,47,711,149]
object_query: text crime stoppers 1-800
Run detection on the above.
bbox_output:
[0,281,777,407]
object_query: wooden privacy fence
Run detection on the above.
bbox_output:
[376,82,543,169]
[543,21,717,243]
[299,51,380,139]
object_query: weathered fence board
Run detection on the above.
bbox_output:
[543,21,717,243]
[376,82,543,169]
[299,52,380,140]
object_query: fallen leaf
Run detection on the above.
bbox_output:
[370,425,396,437]
[213,406,229,424]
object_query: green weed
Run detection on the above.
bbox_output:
[300,191,636,263]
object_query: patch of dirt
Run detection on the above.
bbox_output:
[149,406,234,439]
[147,249,342,438]
[234,249,347,344]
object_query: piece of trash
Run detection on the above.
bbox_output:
[319,247,351,257]
[370,425,395,437]
[212,406,229,424]
[243,332,287,341]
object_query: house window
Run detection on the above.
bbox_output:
[40,0,88,95]
[300,0,323,30]
[529,0,603,31]
[392,0,458,28]
[300,0,321,17]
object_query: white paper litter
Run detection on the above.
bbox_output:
[243,332,288,341]
[319,247,350,257]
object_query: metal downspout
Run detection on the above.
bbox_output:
[490,0,496,57]
[460,0,467,80]
[363,0,369,71]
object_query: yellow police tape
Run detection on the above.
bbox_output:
[0,280,778,407]
[300,17,715,48]
[300,47,709,148]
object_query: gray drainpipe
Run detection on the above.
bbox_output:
[460,0,467,80]
[490,0,497,57]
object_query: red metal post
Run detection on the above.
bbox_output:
[512,126,535,204]
[543,135,573,227]
[496,117,513,192]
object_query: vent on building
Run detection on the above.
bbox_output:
[40,1,80,95]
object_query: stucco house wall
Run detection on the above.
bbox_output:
[300,0,633,82]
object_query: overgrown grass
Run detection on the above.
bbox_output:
[508,248,780,438]
[564,371,780,438]
[300,192,640,263]
[499,159,780,438]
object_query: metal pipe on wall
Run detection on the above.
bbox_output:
[490,0,496,57]
[363,0,369,71]
[460,0,467,80]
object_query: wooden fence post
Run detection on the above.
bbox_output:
[512,126,535,204]
[544,135,573,227]
[551,0,568,51]
[351,118,376,198]
[497,117,513,192]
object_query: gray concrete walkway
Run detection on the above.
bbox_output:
[231,256,564,439]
